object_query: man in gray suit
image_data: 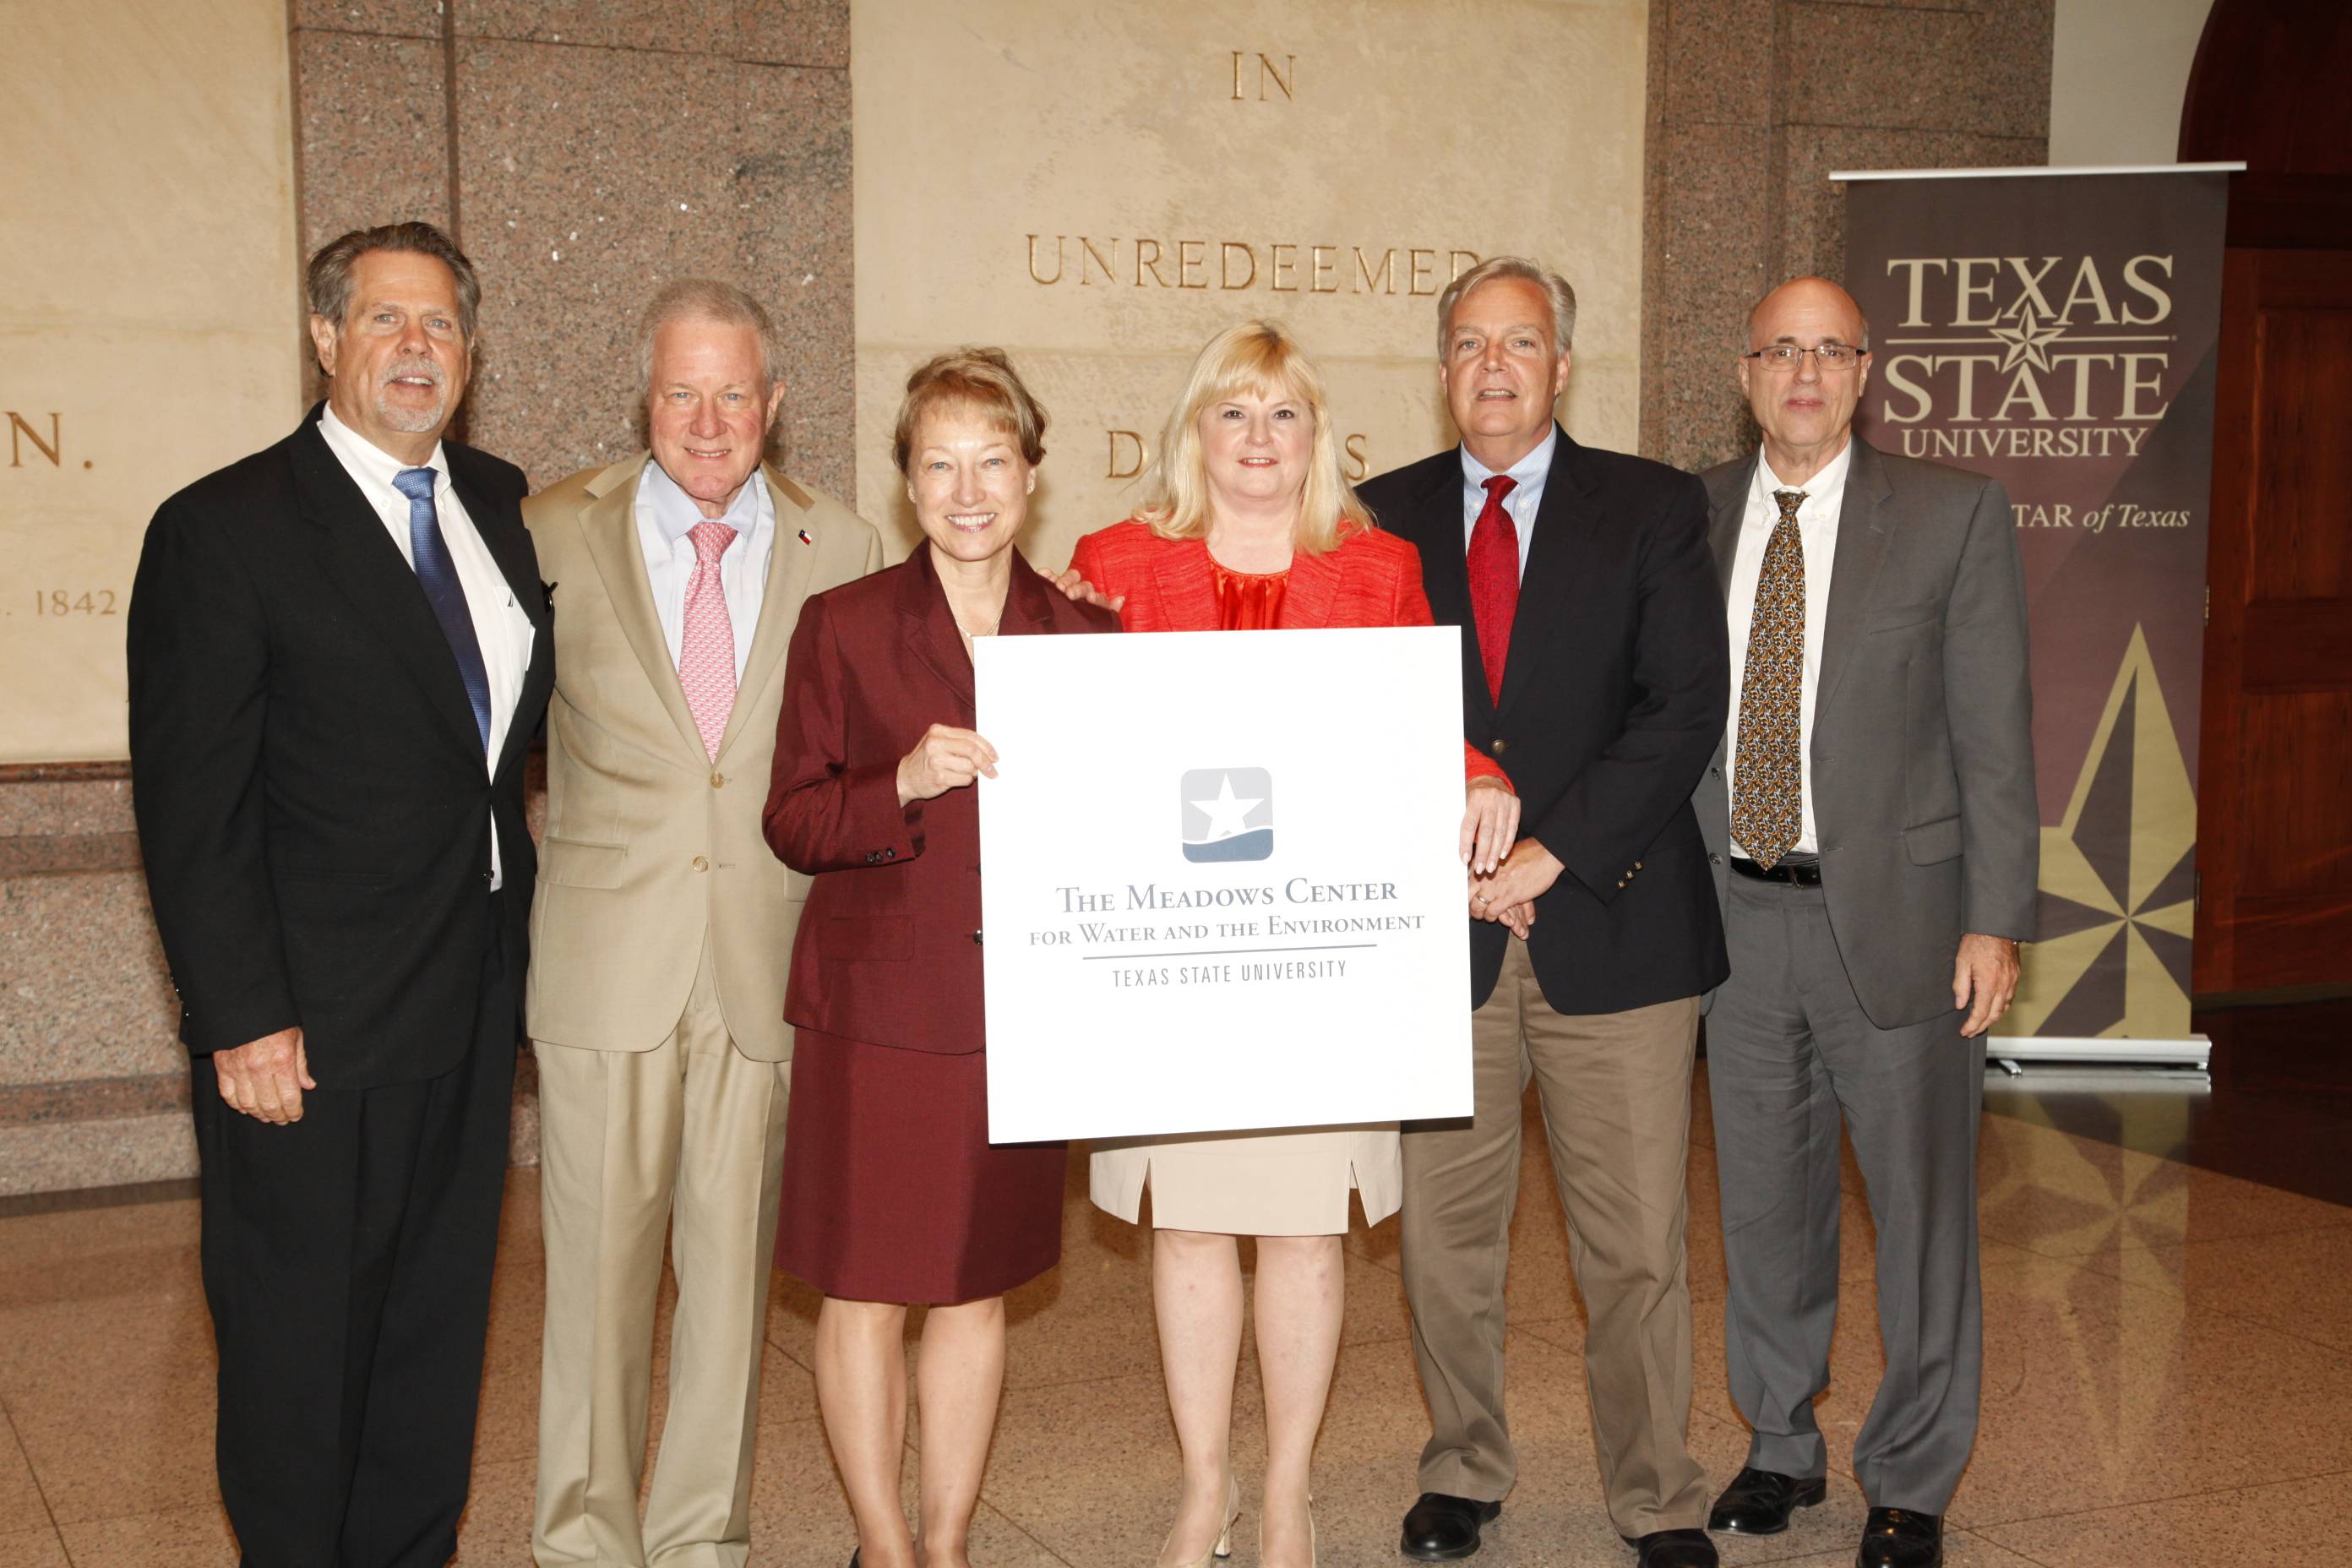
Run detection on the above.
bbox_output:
[1692,277,2036,1568]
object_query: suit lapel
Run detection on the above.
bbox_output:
[998,548,1059,636]
[1281,542,1342,629]
[898,547,976,722]
[1406,456,1476,630]
[449,456,553,783]
[1394,454,1489,724]
[1496,427,1593,717]
[1709,454,1756,601]
[1149,540,1220,632]
[716,468,821,761]
[576,456,707,760]
[1814,438,1896,718]
[288,417,482,758]
[1706,458,1756,771]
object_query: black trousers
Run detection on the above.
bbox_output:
[192,935,517,1568]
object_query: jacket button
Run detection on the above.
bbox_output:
[1489,738,1509,756]
[1616,879,1627,889]
[1635,860,1643,871]
[972,929,983,945]
[692,855,710,872]
[1709,853,1723,866]
[710,771,724,789]
[482,870,493,885]
[883,847,896,861]
[1711,765,1723,778]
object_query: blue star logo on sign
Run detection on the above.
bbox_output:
[1180,767,1274,863]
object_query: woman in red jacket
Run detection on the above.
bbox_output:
[1070,321,1517,1568]
[765,349,1117,1568]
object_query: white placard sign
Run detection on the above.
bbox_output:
[975,625,1473,1142]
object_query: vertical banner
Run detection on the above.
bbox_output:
[1843,168,2230,1045]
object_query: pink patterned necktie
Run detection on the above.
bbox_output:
[680,520,738,760]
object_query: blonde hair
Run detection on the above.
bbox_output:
[1135,320,1370,555]
[893,346,1048,474]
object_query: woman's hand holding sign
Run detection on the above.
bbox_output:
[897,724,999,805]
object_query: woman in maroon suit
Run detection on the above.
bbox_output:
[765,349,1117,1568]
[1066,321,1518,1568]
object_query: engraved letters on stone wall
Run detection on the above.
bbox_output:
[1026,237,1482,297]
[2,0,301,762]
[850,1,1647,565]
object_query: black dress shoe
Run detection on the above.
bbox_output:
[1628,1528,1718,1568]
[1708,1465,1829,1534]
[1857,1507,1943,1568]
[1400,1492,1501,1560]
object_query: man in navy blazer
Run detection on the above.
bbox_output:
[128,221,553,1567]
[1361,257,1729,1568]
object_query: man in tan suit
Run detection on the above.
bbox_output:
[527,279,881,1568]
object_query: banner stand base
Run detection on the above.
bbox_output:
[1987,1035,2212,1075]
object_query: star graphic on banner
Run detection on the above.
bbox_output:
[1190,772,1262,841]
[1994,627,2197,1042]
[1988,304,2067,373]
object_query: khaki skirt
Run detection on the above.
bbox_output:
[1089,1124,1401,1237]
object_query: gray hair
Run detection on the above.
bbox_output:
[307,220,482,340]
[1437,255,1578,361]
[634,279,783,402]
[633,279,787,460]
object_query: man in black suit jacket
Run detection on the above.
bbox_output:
[1361,258,1729,1568]
[128,221,553,1567]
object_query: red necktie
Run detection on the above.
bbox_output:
[1465,474,1519,705]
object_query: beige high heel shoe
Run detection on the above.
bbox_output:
[1156,1473,1241,1567]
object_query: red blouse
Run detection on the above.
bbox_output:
[1211,561,1288,630]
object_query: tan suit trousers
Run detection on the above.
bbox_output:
[1400,939,1709,1538]
[533,945,792,1568]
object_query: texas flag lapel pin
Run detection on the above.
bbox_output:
[797,528,814,547]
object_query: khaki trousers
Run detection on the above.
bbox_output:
[1400,940,1709,1538]
[532,946,792,1568]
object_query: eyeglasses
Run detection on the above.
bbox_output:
[1743,342,1865,369]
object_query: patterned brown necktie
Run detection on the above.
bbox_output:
[1731,488,1807,869]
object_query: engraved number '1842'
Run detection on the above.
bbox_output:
[32,590,117,616]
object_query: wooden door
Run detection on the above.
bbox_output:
[2181,0,2352,994]
[2195,249,2352,991]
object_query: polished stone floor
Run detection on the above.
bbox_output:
[3,1064,2349,1566]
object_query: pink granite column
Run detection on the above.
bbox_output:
[1639,0,2054,472]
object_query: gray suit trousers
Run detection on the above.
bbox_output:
[1708,874,1984,1512]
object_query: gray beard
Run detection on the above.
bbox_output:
[373,389,447,433]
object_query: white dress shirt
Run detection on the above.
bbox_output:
[1723,438,1853,858]
[634,459,775,682]
[1458,424,1558,580]
[317,404,536,887]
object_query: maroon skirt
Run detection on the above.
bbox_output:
[776,1027,1065,1304]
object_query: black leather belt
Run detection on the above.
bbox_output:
[1729,856,1823,887]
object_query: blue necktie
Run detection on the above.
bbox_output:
[392,466,493,754]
